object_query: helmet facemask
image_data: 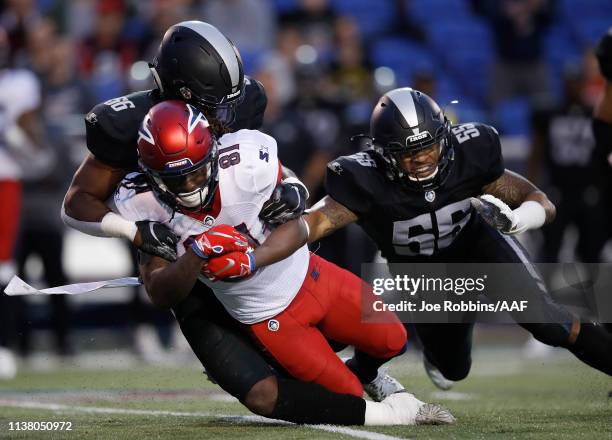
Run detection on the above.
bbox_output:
[141,138,219,212]
[378,118,454,192]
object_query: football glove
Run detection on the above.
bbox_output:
[595,27,612,81]
[202,251,255,281]
[470,195,545,235]
[136,220,179,262]
[259,177,309,224]
[190,225,251,260]
[470,195,521,235]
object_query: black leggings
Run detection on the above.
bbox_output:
[172,285,274,401]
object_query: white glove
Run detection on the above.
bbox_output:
[470,194,545,235]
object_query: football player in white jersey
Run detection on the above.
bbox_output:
[112,100,455,425]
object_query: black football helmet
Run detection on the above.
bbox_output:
[150,21,245,123]
[370,87,454,191]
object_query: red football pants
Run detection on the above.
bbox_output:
[248,253,407,397]
[0,181,21,262]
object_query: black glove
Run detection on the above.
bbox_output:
[259,178,309,224]
[136,221,179,262]
[595,27,612,81]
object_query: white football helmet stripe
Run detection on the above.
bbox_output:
[178,21,241,95]
[387,87,418,128]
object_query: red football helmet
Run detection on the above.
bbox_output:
[137,100,219,210]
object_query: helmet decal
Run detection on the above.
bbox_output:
[138,117,155,145]
[186,103,209,134]
[387,87,418,128]
[178,21,242,96]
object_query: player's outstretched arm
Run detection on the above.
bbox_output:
[62,153,178,259]
[304,196,359,243]
[475,170,556,235]
[139,249,203,309]
[248,196,358,271]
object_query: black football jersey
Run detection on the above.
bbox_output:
[532,105,596,187]
[84,76,267,170]
[325,122,504,262]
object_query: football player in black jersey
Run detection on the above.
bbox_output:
[60,21,398,427]
[593,28,612,334]
[236,87,612,388]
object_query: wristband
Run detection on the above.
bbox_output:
[512,201,546,233]
[100,212,138,241]
[246,252,256,272]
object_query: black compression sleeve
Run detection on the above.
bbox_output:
[270,378,366,425]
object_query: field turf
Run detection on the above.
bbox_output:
[0,349,610,439]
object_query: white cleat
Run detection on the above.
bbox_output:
[424,357,454,391]
[373,392,456,425]
[364,368,405,402]
[415,402,457,425]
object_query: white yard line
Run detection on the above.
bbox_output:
[0,399,407,440]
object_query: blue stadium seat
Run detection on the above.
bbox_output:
[493,98,532,136]
[272,0,299,14]
[427,20,494,104]
[409,0,472,23]
[370,37,434,85]
[239,50,264,75]
[561,0,612,21]
[331,0,395,38]
[572,17,612,46]
[544,26,582,104]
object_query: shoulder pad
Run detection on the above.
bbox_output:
[85,90,159,169]
[231,76,267,130]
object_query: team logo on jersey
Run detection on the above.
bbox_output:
[259,145,269,162]
[203,215,215,228]
[425,190,436,203]
[267,319,280,332]
[328,161,343,175]
[85,112,98,124]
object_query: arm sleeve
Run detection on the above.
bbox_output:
[324,159,371,216]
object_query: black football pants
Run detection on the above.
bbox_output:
[411,216,612,379]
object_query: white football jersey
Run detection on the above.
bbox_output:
[113,129,310,324]
[0,68,41,180]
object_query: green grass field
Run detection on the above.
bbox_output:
[0,349,610,439]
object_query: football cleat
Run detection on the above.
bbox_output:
[364,368,405,402]
[377,391,456,425]
[424,357,455,391]
[415,402,457,425]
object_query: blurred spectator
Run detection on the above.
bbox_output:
[280,0,337,62]
[473,0,554,106]
[324,16,373,133]
[0,0,42,63]
[200,0,276,53]
[78,0,137,101]
[530,54,606,263]
[136,0,193,62]
[0,25,45,378]
[388,0,426,42]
